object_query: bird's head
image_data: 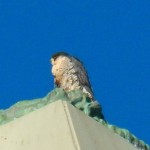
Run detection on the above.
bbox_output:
[50,52,70,76]
[50,52,69,65]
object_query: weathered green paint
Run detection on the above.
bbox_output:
[0,88,149,150]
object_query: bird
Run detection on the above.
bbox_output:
[50,52,94,101]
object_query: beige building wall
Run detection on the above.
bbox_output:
[0,100,138,150]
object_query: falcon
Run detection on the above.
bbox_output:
[50,52,94,101]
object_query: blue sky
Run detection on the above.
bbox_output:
[0,0,150,144]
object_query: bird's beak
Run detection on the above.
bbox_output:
[50,58,54,64]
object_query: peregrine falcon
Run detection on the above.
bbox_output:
[50,52,94,101]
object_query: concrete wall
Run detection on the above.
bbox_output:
[0,100,138,150]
